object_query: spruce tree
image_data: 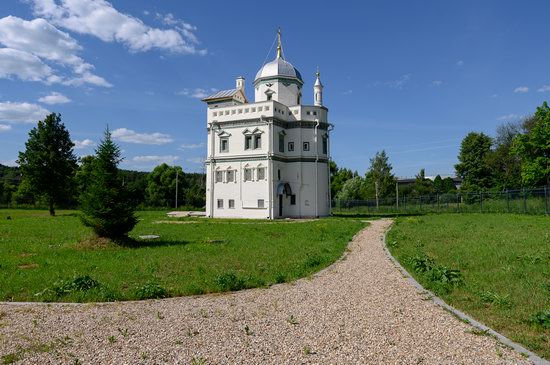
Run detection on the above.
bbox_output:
[17,113,77,215]
[79,128,137,239]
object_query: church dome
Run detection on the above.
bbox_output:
[255,57,303,84]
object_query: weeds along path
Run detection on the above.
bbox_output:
[0,220,532,364]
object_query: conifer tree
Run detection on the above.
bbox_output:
[79,128,137,239]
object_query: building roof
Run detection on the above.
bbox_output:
[202,89,239,101]
[255,56,303,84]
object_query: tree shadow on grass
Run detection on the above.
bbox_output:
[77,235,191,250]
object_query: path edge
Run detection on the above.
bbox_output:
[382,223,549,365]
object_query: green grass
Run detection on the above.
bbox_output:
[0,209,365,303]
[387,213,550,359]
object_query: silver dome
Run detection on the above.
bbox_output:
[255,57,303,84]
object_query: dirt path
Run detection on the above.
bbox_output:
[0,219,532,364]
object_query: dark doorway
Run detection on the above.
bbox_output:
[278,195,283,217]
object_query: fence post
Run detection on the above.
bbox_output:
[545,185,548,215]
[523,188,527,214]
[506,190,510,213]
[457,194,460,212]
[480,192,483,213]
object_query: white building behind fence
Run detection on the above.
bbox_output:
[203,31,332,219]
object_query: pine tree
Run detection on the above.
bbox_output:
[17,113,77,215]
[79,128,137,239]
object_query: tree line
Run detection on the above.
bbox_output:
[0,113,206,212]
[330,101,550,201]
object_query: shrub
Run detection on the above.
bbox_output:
[215,272,246,291]
[134,281,168,299]
[528,309,550,329]
[52,275,100,297]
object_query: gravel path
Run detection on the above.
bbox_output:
[0,219,533,364]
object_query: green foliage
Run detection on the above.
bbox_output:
[433,175,443,193]
[455,132,494,191]
[335,176,366,200]
[17,113,77,215]
[478,291,512,308]
[412,168,434,196]
[215,271,247,291]
[146,163,184,207]
[528,309,550,329]
[134,281,168,299]
[364,150,396,198]
[330,161,356,198]
[512,101,550,186]
[51,275,100,297]
[79,128,137,238]
[408,252,463,293]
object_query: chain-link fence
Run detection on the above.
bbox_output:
[333,186,550,215]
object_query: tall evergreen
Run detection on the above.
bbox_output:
[17,113,77,215]
[79,128,137,239]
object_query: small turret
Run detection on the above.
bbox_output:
[314,70,323,106]
[236,76,245,93]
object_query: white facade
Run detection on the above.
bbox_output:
[203,32,332,219]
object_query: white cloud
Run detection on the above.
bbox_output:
[38,91,71,104]
[0,101,50,123]
[432,80,443,86]
[179,142,204,150]
[74,138,95,149]
[112,128,173,145]
[456,60,464,66]
[497,113,521,121]
[186,157,204,164]
[537,85,550,92]
[132,155,180,165]
[0,124,12,132]
[176,88,215,99]
[31,0,206,55]
[0,16,111,87]
[385,74,411,90]
[343,89,353,95]
[513,86,529,93]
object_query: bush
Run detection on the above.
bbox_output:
[134,281,168,300]
[215,272,246,292]
[528,309,550,329]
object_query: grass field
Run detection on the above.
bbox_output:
[0,210,365,303]
[387,213,550,359]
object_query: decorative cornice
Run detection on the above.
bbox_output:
[206,155,329,164]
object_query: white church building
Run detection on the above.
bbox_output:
[203,31,332,219]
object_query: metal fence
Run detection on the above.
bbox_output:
[333,186,550,215]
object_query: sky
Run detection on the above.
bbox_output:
[1,0,550,177]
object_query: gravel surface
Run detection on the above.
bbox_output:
[0,219,533,364]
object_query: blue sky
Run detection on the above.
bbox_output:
[1,0,550,177]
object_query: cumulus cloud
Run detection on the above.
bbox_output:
[432,80,443,86]
[0,124,12,132]
[112,128,174,145]
[74,138,95,149]
[514,86,529,94]
[538,85,550,92]
[38,91,71,104]
[0,101,50,123]
[30,0,206,55]
[0,16,111,87]
[132,155,180,164]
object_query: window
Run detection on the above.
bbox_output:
[213,111,217,117]
[267,94,272,101]
[279,133,285,152]
[254,134,262,149]
[220,137,229,153]
[227,170,235,183]
[322,136,328,154]
[258,106,262,112]
[251,107,256,112]
[288,142,294,151]
[313,111,317,116]
[244,168,252,182]
[217,199,223,209]
[277,169,281,180]
[228,199,235,209]
[245,135,252,150]
[306,111,311,115]
[265,106,270,111]
[290,195,296,205]
[303,142,310,151]
[257,199,265,208]
[257,167,265,180]
[215,171,223,183]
